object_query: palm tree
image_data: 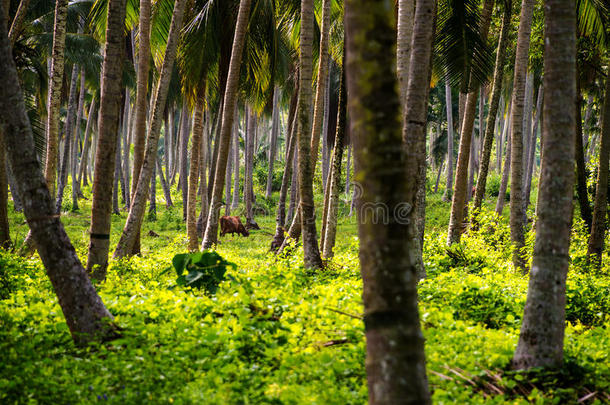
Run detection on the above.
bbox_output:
[295,0,323,269]
[442,80,454,201]
[114,0,189,259]
[508,0,535,271]
[187,89,206,250]
[201,0,252,249]
[512,0,576,370]
[0,15,115,345]
[587,73,610,264]
[397,0,414,104]
[472,0,512,217]
[86,0,128,279]
[0,129,9,248]
[265,87,280,198]
[129,0,152,255]
[43,0,69,197]
[446,0,495,245]
[344,0,434,401]
[8,0,30,44]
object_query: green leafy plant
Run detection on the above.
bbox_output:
[166,251,236,294]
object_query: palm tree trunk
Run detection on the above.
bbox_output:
[322,62,346,259]
[397,0,414,104]
[442,80,454,201]
[112,121,123,215]
[508,0,535,271]
[200,0,252,248]
[446,0,495,244]
[495,121,512,216]
[224,134,232,216]
[86,0,127,279]
[231,108,240,209]
[0,129,10,248]
[266,87,280,198]
[178,106,189,219]
[574,81,592,231]
[71,69,86,208]
[345,0,433,400]
[523,84,543,210]
[472,0,511,216]
[78,100,95,188]
[43,0,69,198]
[156,156,172,207]
[512,0,575,369]
[148,158,156,220]
[187,90,205,250]
[587,74,610,265]
[0,18,116,344]
[55,65,79,213]
[8,0,30,44]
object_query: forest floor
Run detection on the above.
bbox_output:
[1,183,609,404]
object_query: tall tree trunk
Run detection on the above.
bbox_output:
[86,0,127,279]
[231,109,240,209]
[244,107,256,227]
[287,152,298,224]
[43,0,68,198]
[55,65,79,212]
[112,121,123,215]
[113,0,187,258]
[512,0,575,369]
[71,69,86,208]
[495,125,512,216]
[156,156,172,207]
[587,74,610,265]
[78,100,95,188]
[271,100,298,251]
[266,87,280,198]
[309,0,331,171]
[574,81,592,231]
[187,90,205,251]
[446,0,494,244]
[0,129,9,248]
[442,80,454,201]
[472,1,511,216]
[345,0,433,401]
[8,0,30,44]
[322,62,346,259]
[0,17,116,344]
[201,0,252,249]
[121,91,132,209]
[523,84,543,210]
[179,106,189,220]
[397,0,414,105]
[508,0,535,271]
[148,157,156,220]
[224,132,232,216]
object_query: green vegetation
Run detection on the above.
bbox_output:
[1,185,608,404]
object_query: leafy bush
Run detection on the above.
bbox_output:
[166,251,236,294]
[254,163,282,193]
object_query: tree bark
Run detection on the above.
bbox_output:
[231,108,240,209]
[113,0,187,258]
[472,1,511,216]
[508,0,535,271]
[86,0,127,279]
[78,100,96,188]
[266,87,280,198]
[495,127,512,216]
[345,0,433,401]
[187,90,205,250]
[0,128,10,248]
[512,0,575,369]
[201,0,252,249]
[43,0,69,198]
[442,80,454,201]
[523,84,543,210]
[587,73,610,265]
[0,15,116,344]
[574,81,592,231]
[244,107,257,228]
[179,106,190,220]
[148,157,156,220]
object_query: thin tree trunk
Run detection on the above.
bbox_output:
[148,157,156,220]
[495,127,512,216]
[43,0,68,198]
[574,81,592,231]
[0,129,9,248]
[78,100,96,188]
[287,141,298,225]
[0,18,116,344]
[113,0,187,258]
[201,0,252,249]
[86,0,127,279]
[156,156,172,207]
[345,0,433,400]
[472,1,511,216]
[442,80,454,201]
[587,74,610,265]
[508,0,535,271]
[434,160,444,193]
[524,84,543,210]
[72,68,86,208]
[8,0,30,44]
[187,90,205,250]
[322,61,346,259]
[266,87,280,198]
[225,132,232,216]
[244,107,258,228]
[231,108,240,209]
[179,106,189,219]
[447,0,495,244]
[112,122,122,215]
[512,0,575,369]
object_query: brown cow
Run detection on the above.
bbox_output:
[219,216,250,237]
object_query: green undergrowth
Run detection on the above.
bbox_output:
[0,190,608,404]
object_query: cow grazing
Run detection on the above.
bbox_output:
[220,216,250,237]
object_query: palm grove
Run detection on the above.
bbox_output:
[0,0,609,403]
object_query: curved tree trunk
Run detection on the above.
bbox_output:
[113,0,187,258]
[446,0,494,244]
[0,17,115,344]
[8,0,30,44]
[86,0,127,279]
[587,74,610,265]
[472,0,511,217]
[201,0,252,249]
[345,0,433,401]
[512,0,575,369]
[508,0,535,271]
[43,0,69,198]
